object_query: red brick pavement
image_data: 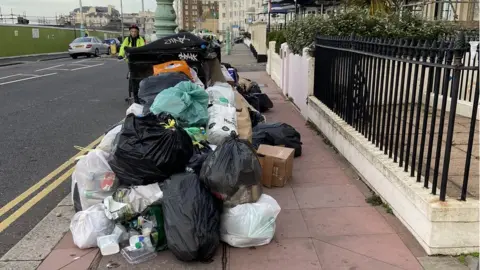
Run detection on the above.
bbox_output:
[36,71,425,270]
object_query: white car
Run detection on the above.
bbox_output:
[68,37,109,59]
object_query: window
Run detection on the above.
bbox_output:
[73,37,92,43]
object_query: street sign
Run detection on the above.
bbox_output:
[32,28,39,38]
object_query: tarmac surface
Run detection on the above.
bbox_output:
[0,55,128,256]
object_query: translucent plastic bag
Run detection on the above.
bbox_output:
[72,150,117,211]
[70,204,115,249]
[190,68,204,89]
[221,194,281,248]
[150,81,209,127]
[96,125,122,154]
[206,82,236,107]
[104,183,163,221]
[126,103,144,117]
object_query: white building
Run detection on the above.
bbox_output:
[71,5,120,27]
[218,0,249,36]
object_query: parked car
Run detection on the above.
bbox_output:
[103,38,121,54]
[68,37,109,59]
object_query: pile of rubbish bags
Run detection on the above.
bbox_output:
[69,58,302,265]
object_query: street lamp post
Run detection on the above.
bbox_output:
[120,0,124,38]
[79,0,85,37]
[154,0,177,39]
[141,0,146,35]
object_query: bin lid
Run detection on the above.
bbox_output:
[126,33,207,54]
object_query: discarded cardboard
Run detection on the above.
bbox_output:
[234,91,253,143]
[257,144,294,188]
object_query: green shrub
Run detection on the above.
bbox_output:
[267,30,287,54]
[283,8,474,55]
[275,31,286,54]
[267,31,278,47]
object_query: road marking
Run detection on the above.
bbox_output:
[0,136,103,218]
[0,167,75,233]
[48,68,69,71]
[72,59,88,64]
[70,63,104,71]
[35,64,65,72]
[20,74,40,77]
[0,74,23,80]
[0,73,57,86]
[69,63,90,67]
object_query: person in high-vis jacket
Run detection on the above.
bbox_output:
[118,24,145,59]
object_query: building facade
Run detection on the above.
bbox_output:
[218,0,268,35]
[71,5,120,27]
[197,1,219,32]
[181,0,202,30]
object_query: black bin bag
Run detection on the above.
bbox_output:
[162,173,220,262]
[200,133,263,207]
[244,94,260,112]
[247,81,262,94]
[252,93,273,112]
[186,141,213,175]
[109,113,193,186]
[248,108,265,128]
[252,130,275,149]
[138,72,190,107]
[253,123,303,157]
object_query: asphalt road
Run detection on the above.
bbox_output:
[0,56,128,256]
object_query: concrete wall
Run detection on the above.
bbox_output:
[2,24,120,57]
[266,42,314,120]
[250,22,267,57]
[308,97,480,255]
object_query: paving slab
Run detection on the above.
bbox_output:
[22,43,436,270]
[1,205,74,262]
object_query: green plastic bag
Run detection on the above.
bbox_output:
[150,81,209,127]
[185,127,208,142]
[146,205,167,252]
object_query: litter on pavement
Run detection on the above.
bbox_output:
[69,32,303,265]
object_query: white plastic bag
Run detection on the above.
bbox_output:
[70,204,115,249]
[206,82,236,107]
[126,103,144,117]
[96,125,122,154]
[71,150,117,211]
[220,194,281,248]
[104,183,163,221]
[206,104,237,145]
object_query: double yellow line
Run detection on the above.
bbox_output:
[0,136,104,233]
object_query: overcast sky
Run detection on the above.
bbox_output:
[1,0,158,18]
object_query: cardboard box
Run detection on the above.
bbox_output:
[257,144,295,188]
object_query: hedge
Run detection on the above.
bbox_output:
[283,8,478,55]
[267,30,286,54]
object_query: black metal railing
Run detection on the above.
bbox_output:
[314,32,479,201]
[267,23,286,33]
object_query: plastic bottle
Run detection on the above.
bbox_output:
[129,235,153,249]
